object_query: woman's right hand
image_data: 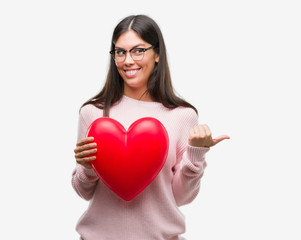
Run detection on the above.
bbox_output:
[74,137,97,169]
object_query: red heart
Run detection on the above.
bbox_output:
[86,117,169,201]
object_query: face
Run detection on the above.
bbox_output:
[114,30,159,98]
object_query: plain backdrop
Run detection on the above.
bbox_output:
[1,0,300,239]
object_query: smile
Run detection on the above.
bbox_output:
[124,69,140,77]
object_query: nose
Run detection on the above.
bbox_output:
[124,51,135,64]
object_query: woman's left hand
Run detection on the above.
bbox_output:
[189,124,230,148]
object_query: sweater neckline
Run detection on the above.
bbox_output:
[122,95,162,106]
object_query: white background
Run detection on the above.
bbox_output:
[1,0,300,239]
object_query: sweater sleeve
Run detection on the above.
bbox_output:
[172,109,209,206]
[71,106,99,201]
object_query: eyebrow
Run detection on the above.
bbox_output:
[115,44,146,50]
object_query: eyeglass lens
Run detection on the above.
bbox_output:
[114,48,145,62]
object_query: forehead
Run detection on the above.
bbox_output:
[115,30,148,48]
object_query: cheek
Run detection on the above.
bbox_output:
[143,61,155,73]
[146,64,156,77]
[116,66,125,77]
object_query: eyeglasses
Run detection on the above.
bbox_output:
[110,45,156,63]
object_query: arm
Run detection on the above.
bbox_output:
[171,110,209,206]
[172,146,209,206]
[172,110,230,206]
[72,164,99,200]
[71,107,99,201]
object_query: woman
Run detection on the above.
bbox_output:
[72,14,229,240]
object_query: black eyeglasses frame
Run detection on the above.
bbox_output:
[109,45,156,62]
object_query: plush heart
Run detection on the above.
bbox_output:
[86,117,169,201]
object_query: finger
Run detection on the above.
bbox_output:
[189,127,201,146]
[198,125,207,138]
[76,156,96,169]
[203,124,212,138]
[212,135,230,146]
[198,124,214,147]
[76,156,96,165]
[74,142,97,153]
[76,137,95,147]
[75,148,97,158]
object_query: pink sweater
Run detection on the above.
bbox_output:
[72,95,209,240]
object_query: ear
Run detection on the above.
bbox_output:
[155,54,159,63]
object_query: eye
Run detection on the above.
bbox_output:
[131,48,144,55]
[116,49,126,56]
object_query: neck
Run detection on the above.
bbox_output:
[123,88,153,102]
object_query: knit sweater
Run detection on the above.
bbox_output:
[72,95,209,240]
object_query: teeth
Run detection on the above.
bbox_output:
[125,70,138,76]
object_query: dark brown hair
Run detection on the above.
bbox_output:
[82,15,197,116]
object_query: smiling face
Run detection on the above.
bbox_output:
[114,30,159,100]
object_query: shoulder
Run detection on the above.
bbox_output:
[173,106,198,121]
[79,104,104,126]
[79,104,100,116]
[165,106,199,130]
[175,106,197,116]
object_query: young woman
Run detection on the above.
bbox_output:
[72,14,229,240]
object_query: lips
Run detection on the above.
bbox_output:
[124,69,140,78]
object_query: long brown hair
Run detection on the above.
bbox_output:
[82,15,197,116]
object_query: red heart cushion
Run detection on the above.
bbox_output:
[86,117,169,201]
